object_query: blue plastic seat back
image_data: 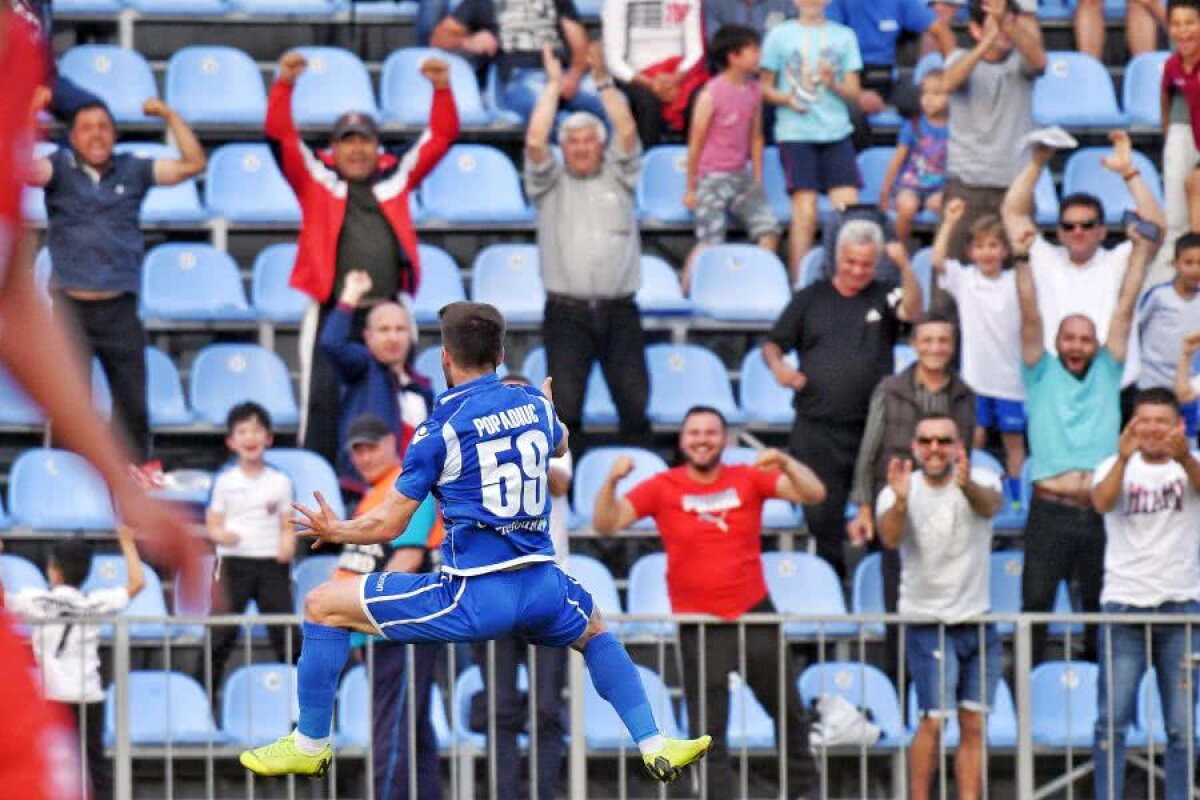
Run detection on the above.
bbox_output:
[989,551,1024,635]
[421,145,531,222]
[413,244,466,325]
[519,346,618,426]
[798,246,825,289]
[205,143,301,224]
[0,554,47,594]
[689,245,790,322]
[646,344,743,424]
[141,243,252,320]
[171,554,215,639]
[336,663,371,745]
[584,664,681,748]
[989,679,1019,747]
[292,554,338,616]
[166,46,267,125]
[381,48,489,125]
[1029,661,1098,747]
[797,662,906,746]
[567,554,623,621]
[625,552,675,637]
[146,346,194,427]
[1062,147,1164,224]
[1123,51,1171,126]
[130,0,228,17]
[226,0,338,13]
[470,244,545,324]
[727,677,776,750]
[1034,167,1061,225]
[451,663,528,747]
[0,363,45,427]
[572,446,669,529]
[738,347,798,427]
[58,46,158,123]
[415,346,449,396]
[637,146,691,224]
[222,663,300,746]
[1034,52,1126,127]
[251,243,309,323]
[1133,668,1167,746]
[190,344,299,426]
[9,448,116,529]
[288,47,378,124]
[762,146,792,223]
[851,551,885,637]
[105,671,224,746]
[910,248,934,308]
[266,448,346,519]
[81,554,169,639]
[636,254,692,315]
[857,147,896,207]
[111,142,208,223]
[762,552,856,638]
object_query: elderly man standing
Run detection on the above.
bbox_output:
[763,222,923,576]
[525,44,650,461]
[1009,213,1154,665]
[266,52,458,467]
[29,99,206,465]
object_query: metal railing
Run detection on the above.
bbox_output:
[25,610,1200,799]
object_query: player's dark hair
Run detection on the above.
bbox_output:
[226,401,272,434]
[1058,193,1107,227]
[439,302,506,370]
[915,411,958,430]
[969,214,1008,245]
[683,405,728,430]
[1132,387,1181,416]
[710,25,761,69]
[1176,232,1200,259]
[1168,0,1200,19]
[912,311,956,334]
[70,101,115,130]
[969,0,1020,24]
[50,539,94,588]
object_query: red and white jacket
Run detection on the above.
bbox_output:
[264,81,460,303]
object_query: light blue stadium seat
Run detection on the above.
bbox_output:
[763,146,792,223]
[905,677,1018,748]
[288,47,378,125]
[572,447,668,530]
[689,245,790,322]
[415,346,448,396]
[1062,147,1164,224]
[171,554,214,640]
[251,243,308,323]
[727,677,776,751]
[130,0,227,14]
[146,346,195,427]
[1129,668,1166,748]
[165,46,265,123]
[266,448,346,519]
[857,147,897,208]
[22,185,46,226]
[421,145,532,223]
[0,554,46,594]
[470,244,545,324]
[0,364,45,428]
[636,254,692,315]
[907,682,962,747]
[190,345,299,426]
[222,664,299,746]
[82,554,170,639]
[738,347,796,429]
[910,248,934,308]
[851,552,885,637]
[894,343,917,373]
[1034,167,1061,226]
[1037,0,1073,18]
[720,448,801,528]
[798,246,826,289]
[646,343,744,425]
[762,552,856,639]
[33,246,52,300]
[140,243,254,321]
[520,347,618,426]
[292,554,338,616]
[104,672,226,747]
[1049,579,1084,636]
[625,552,675,638]
[1030,661,1098,747]
[584,664,681,748]
[798,662,908,748]
[991,460,1031,532]
[989,550,1023,636]
[413,244,466,325]
[205,143,301,224]
[111,143,209,224]
[637,146,691,224]
[1123,52,1171,126]
[1034,52,1127,127]
[58,46,158,123]
[567,554,623,632]
[452,663,528,748]
[54,0,124,12]
[381,48,490,125]
[8,448,115,529]
[337,664,451,748]
[226,0,338,15]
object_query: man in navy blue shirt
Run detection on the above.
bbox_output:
[241,301,713,784]
[28,99,205,462]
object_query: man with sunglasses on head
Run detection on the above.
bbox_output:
[1006,207,1156,666]
[1002,130,1165,392]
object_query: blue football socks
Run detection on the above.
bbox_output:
[583,632,660,745]
[296,621,351,740]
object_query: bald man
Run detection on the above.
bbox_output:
[1008,215,1155,665]
[319,270,433,484]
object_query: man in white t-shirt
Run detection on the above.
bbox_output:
[1089,387,1200,800]
[206,401,296,688]
[1001,132,1165,389]
[7,524,146,800]
[876,413,1003,800]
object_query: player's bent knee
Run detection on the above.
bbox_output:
[570,607,608,651]
[303,579,366,629]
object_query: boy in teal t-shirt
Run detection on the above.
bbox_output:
[761,0,863,282]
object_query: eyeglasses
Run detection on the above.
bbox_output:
[1058,219,1101,231]
[915,436,956,446]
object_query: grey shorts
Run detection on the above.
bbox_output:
[695,171,780,245]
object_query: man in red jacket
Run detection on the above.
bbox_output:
[266,52,459,465]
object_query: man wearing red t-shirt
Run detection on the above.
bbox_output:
[593,405,825,797]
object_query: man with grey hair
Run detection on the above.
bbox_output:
[763,221,923,576]
[525,43,650,461]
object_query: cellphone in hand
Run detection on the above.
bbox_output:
[1120,210,1162,243]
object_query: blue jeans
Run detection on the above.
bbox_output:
[500,68,606,123]
[906,624,1002,717]
[1093,600,1200,800]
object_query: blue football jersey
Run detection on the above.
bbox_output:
[396,373,565,575]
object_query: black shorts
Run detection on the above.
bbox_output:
[780,137,860,194]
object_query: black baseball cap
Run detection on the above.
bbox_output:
[331,110,379,141]
[345,413,391,449]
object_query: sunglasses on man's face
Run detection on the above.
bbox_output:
[915,436,956,447]
[1058,219,1101,232]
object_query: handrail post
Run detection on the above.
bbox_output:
[1015,617,1035,799]
[114,618,132,800]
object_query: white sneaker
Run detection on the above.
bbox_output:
[1021,126,1079,151]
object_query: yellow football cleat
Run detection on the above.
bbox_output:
[642,735,713,783]
[239,732,332,778]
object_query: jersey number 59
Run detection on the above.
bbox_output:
[477,429,550,518]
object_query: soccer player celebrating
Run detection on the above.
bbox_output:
[239,301,712,783]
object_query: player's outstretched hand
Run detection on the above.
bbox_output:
[293,491,342,550]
